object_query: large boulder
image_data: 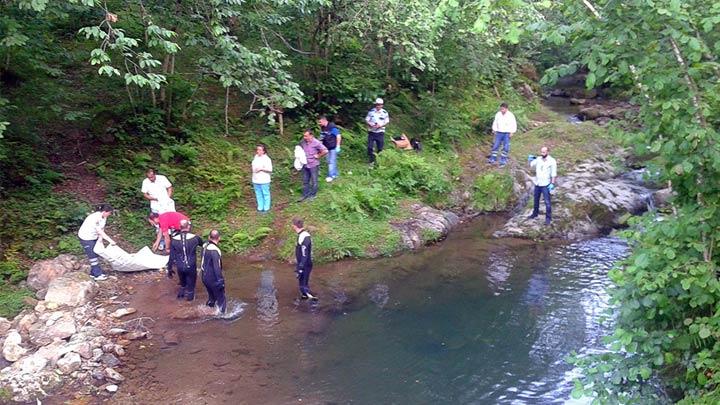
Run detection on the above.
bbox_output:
[392,204,460,250]
[495,157,654,240]
[56,352,81,374]
[27,254,83,291]
[44,272,98,308]
[2,330,27,362]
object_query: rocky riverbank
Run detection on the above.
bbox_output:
[0,255,156,402]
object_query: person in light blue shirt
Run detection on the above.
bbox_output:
[319,116,342,182]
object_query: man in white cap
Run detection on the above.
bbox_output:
[365,98,390,164]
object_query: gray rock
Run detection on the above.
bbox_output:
[56,352,81,374]
[162,331,180,346]
[99,353,120,367]
[393,204,460,250]
[13,352,49,374]
[16,312,37,335]
[44,272,98,307]
[2,330,27,362]
[29,313,76,346]
[110,308,136,318]
[104,367,125,381]
[27,254,82,291]
[106,384,119,393]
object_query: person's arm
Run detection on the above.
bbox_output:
[316,144,328,159]
[297,235,311,271]
[377,113,389,129]
[365,111,373,127]
[164,233,171,254]
[152,232,162,251]
[529,158,538,168]
[143,192,157,201]
[550,161,557,184]
[212,252,224,287]
[509,113,517,136]
[332,127,342,149]
[166,186,173,198]
[97,228,116,245]
[492,113,499,133]
[265,158,273,173]
[167,241,176,277]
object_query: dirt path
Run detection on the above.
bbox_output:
[48,128,107,204]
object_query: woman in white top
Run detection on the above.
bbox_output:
[77,204,117,281]
[251,144,273,212]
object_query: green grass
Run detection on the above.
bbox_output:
[472,171,515,211]
[0,286,32,318]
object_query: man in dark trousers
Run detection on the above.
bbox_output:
[201,229,226,313]
[292,218,317,300]
[167,219,202,301]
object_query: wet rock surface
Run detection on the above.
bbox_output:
[494,155,656,240]
[392,204,460,249]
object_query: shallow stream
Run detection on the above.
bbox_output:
[110,216,626,404]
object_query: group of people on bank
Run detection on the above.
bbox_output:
[76,100,556,313]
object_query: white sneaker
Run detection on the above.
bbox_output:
[93,274,109,281]
[305,292,318,300]
[325,177,334,182]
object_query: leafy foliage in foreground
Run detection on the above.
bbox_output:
[539,1,720,403]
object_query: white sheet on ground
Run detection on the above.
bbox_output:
[93,240,168,272]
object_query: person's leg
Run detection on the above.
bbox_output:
[215,286,227,313]
[299,270,309,297]
[367,132,376,163]
[489,133,502,163]
[177,269,187,299]
[327,149,338,179]
[376,133,384,154]
[530,186,541,218]
[186,266,197,301]
[301,167,311,198]
[253,183,264,211]
[260,183,271,211]
[305,265,314,297]
[80,239,103,277]
[204,278,216,306]
[543,186,552,223]
[500,133,510,165]
[309,166,319,197]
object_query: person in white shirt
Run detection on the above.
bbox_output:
[365,98,390,164]
[141,168,174,214]
[488,102,517,167]
[251,143,273,212]
[77,204,116,281]
[528,146,557,225]
[142,168,175,250]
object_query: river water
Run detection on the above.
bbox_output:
[110,215,626,404]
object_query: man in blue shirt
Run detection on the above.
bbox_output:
[318,115,342,182]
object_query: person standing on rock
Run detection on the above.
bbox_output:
[319,115,342,182]
[142,168,175,251]
[292,218,317,300]
[488,102,517,167]
[365,98,389,164]
[167,220,203,301]
[149,211,189,254]
[201,229,226,313]
[298,129,328,202]
[77,204,117,281]
[528,146,557,225]
[251,143,273,213]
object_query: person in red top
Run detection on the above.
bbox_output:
[149,211,189,253]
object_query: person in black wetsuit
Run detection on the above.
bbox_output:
[167,220,202,301]
[201,229,226,313]
[292,218,317,300]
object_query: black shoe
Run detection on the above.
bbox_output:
[300,294,309,300]
[206,300,215,307]
[297,196,307,203]
[185,296,195,302]
[527,214,538,220]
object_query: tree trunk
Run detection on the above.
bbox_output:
[224,87,230,136]
[278,111,284,137]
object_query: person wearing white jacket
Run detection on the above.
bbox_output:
[488,102,517,167]
[251,144,273,212]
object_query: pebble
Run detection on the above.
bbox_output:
[106,384,118,393]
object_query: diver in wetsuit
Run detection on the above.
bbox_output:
[167,220,202,301]
[292,218,317,300]
[201,229,226,313]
